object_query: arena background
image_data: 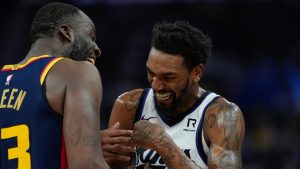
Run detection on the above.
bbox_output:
[0,0,299,168]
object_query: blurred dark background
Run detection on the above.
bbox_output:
[1,0,299,168]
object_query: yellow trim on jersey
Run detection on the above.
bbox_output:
[40,57,64,85]
[1,55,51,71]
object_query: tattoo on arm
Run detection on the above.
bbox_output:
[220,103,242,151]
[82,117,100,147]
[83,136,98,146]
[156,136,195,169]
[125,91,141,111]
[204,113,216,129]
[208,146,240,169]
[67,110,82,147]
[140,124,200,169]
[66,100,100,148]
[205,100,244,169]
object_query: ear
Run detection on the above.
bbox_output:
[58,25,74,43]
[192,64,204,83]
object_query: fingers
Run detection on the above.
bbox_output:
[103,151,131,162]
[101,128,133,137]
[111,122,120,129]
[102,144,135,162]
[101,122,136,162]
[103,144,135,153]
[102,136,132,145]
[102,121,133,137]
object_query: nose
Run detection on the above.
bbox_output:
[151,77,164,91]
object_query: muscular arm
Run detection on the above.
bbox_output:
[132,120,201,169]
[109,89,143,129]
[104,89,143,169]
[131,98,244,169]
[46,59,109,169]
[204,98,245,169]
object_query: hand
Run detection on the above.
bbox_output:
[100,122,135,162]
[131,120,168,151]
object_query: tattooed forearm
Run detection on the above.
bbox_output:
[160,142,175,168]
[135,121,165,142]
[133,121,203,169]
[157,135,201,169]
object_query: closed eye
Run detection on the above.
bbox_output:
[163,75,176,80]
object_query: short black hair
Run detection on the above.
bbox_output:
[151,21,213,71]
[30,2,80,43]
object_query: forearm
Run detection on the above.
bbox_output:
[155,135,203,169]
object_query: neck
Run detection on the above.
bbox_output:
[176,85,204,111]
[21,38,65,64]
[165,85,203,120]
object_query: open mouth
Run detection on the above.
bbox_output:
[87,56,96,64]
[87,58,95,64]
[155,92,173,105]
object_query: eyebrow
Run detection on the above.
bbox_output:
[146,66,177,76]
[146,67,154,74]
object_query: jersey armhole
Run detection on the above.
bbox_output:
[40,57,64,116]
[196,94,221,165]
[133,88,150,125]
[40,57,64,85]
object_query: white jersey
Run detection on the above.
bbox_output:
[133,88,221,169]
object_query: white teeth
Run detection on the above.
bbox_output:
[87,58,95,64]
[156,93,172,101]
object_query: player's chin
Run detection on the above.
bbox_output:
[155,99,174,109]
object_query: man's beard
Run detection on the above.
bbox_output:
[154,80,189,120]
[64,39,90,61]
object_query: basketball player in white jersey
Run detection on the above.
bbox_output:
[103,21,245,169]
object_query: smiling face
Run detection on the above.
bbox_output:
[146,48,200,118]
[64,11,100,64]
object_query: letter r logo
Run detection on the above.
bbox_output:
[187,118,196,128]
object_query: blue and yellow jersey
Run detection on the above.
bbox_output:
[0,55,67,169]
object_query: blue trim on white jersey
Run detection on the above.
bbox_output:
[196,95,221,165]
[134,88,150,124]
[155,91,210,127]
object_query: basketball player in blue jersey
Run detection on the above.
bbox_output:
[103,21,245,169]
[0,2,109,169]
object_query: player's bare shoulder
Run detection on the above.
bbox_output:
[52,58,100,83]
[114,89,144,112]
[203,97,245,148]
[109,89,144,129]
[203,97,245,169]
[45,58,101,115]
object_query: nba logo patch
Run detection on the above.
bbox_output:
[5,74,14,85]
